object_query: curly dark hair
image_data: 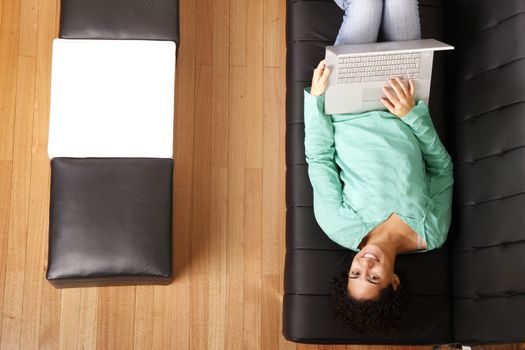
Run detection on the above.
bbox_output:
[330,265,410,335]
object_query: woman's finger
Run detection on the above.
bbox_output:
[389,78,406,101]
[319,67,331,83]
[382,86,399,105]
[381,98,395,114]
[315,60,326,75]
[409,79,415,96]
[312,60,326,81]
[394,76,409,96]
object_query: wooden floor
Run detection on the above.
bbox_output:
[0,0,524,348]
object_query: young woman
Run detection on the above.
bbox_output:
[304,0,454,334]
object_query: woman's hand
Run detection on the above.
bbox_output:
[310,60,331,96]
[380,77,416,118]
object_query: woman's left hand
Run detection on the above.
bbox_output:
[380,77,416,118]
[310,60,331,96]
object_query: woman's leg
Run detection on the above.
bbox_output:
[381,0,421,41]
[334,0,383,46]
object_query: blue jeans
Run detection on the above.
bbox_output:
[333,0,421,45]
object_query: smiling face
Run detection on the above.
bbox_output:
[347,245,400,300]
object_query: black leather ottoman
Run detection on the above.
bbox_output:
[59,0,180,42]
[47,158,173,287]
[48,0,178,288]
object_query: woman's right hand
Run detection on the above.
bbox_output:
[310,60,331,96]
[380,77,416,118]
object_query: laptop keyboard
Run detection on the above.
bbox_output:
[337,52,421,84]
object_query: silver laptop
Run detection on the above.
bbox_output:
[324,39,454,115]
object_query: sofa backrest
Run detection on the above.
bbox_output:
[445,0,525,343]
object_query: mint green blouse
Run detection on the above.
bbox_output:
[304,88,454,252]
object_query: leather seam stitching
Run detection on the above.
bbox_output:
[457,190,525,208]
[453,100,525,125]
[461,57,525,82]
[453,239,525,252]
[454,144,525,167]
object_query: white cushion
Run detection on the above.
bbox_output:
[48,39,176,158]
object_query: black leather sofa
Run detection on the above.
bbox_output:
[283,0,525,345]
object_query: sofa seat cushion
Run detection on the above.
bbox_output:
[48,39,176,159]
[46,158,173,287]
[59,0,179,43]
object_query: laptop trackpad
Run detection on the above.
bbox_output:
[362,87,384,102]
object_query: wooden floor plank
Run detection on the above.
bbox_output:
[261,274,282,350]
[18,0,39,57]
[273,8,291,346]
[173,169,193,274]
[225,64,247,350]
[195,0,212,65]
[243,168,263,350]
[262,67,284,277]
[0,0,20,161]
[229,0,246,66]
[0,9,20,318]
[190,63,212,349]
[245,0,263,169]
[208,167,228,350]
[191,63,212,275]
[174,0,196,167]
[34,0,59,347]
[19,0,54,336]
[151,285,172,349]
[208,1,230,345]
[0,55,36,350]
[95,288,117,350]
[0,161,13,342]
[168,279,190,350]
[211,0,229,168]
[77,288,98,350]
[58,289,81,350]
[32,0,55,161]
[114,287,137,349]
[38,279,60,350]
[190,273,209,350]
[226,65,247,273]
[297,344,319,350]
[263,0,282,68]
[169,0,197,345]
[170,165,193,349]
[133,286,155,350]
[19,160,49,350]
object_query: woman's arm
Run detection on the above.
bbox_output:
[381,77,454,250]
[304,61,367,250]
[400,101,454,250]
